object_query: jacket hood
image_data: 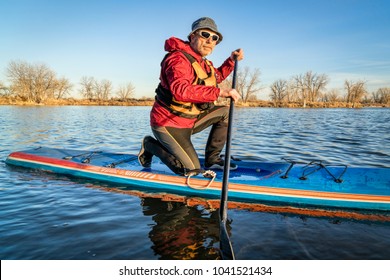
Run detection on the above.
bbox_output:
[164,37,201,60]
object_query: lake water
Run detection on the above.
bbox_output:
[1,106,389,260]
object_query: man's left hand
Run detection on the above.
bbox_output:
[231,48,244,61]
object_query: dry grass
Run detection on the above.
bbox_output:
[0,96,154,106]
[0,96,388,108]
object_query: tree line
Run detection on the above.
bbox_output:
[1,60,135,103]
[1,60,389,106]
[218,66,389,107]
[269,71,389,107]
[3,61,73,103]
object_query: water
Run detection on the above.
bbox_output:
[1,106,389,260]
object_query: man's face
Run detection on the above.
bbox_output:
[189,29,219,57]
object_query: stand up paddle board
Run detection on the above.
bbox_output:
[6,147,390,211]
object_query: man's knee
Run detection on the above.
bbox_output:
[211,106,229,122]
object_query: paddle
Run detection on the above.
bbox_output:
[219,56,238,260]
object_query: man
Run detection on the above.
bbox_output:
[138,17,244,175]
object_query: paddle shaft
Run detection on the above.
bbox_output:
[220,58,238,222]
[218,58,238,260]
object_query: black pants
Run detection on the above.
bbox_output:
[145,106,229,175]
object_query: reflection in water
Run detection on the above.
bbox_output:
[141,198,222,260]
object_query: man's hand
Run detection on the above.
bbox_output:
[219,88,241,102]
[230,48,244,61]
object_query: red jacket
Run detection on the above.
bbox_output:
[150,37,235,128]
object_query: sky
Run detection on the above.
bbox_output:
[1,0,389,99]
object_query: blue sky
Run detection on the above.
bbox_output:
[1,0,389,99]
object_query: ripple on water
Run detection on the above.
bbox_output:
[1,106,389,260]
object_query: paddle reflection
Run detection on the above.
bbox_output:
[140,197,224,260]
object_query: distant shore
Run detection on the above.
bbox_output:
[0,96,388,108]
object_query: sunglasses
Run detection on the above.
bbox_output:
[197,31,220,42]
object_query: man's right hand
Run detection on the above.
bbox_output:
[219,88,241,102]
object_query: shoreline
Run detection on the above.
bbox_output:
[0,96,389,108]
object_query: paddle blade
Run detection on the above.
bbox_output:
[219,220,235,260]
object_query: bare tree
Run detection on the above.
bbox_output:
[79,77,113,100]
[6,60,71,103]
[93,79,112,100]
[379,88,390,104]
[100,79,112,100]
[0,81,10,96]
[372,87,390,104]
[54,77,73,99]
[93,79,104,100]
[292,71,329,107]
[286,79,299,103]
[322,89,341,103]
[117,82,135,100]
[7,61,31,100]
[270,79,288,105]
[344,80,367,107]
[220,66,262,103]
[239,67,262,103]
[34,63,56,102]
[292,73,307,106]
[312,74,328,102]
[79,76,95,99]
